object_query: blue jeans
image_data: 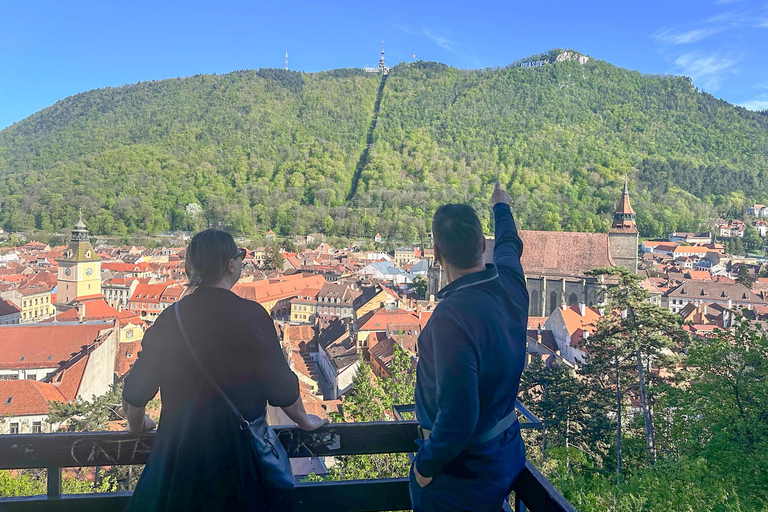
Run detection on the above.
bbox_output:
[408,431,525,512]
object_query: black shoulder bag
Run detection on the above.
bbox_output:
[174,304,295,504]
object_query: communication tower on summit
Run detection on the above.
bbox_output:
[364,41,390,75]
[285,52,288,71]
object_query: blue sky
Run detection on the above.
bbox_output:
[1,0,767,129]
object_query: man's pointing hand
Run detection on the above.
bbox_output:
[490,180,511,207]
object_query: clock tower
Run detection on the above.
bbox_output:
[56,215,102,305]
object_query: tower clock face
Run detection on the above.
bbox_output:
[64,268,71,276]
[85,268,93,276]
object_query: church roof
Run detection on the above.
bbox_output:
[484,231,615,277]
[614,181,636,215]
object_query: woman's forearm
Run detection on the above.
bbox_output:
[123,397,147,433]
[280,396,312,428]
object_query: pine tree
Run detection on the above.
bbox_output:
[581,267,689,477]
[737,264,753,289]
[342,361,387,422]
[381,344,416,409]
[520,357,611,467]
[325,360,412,481]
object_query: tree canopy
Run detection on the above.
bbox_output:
[1,51,767,240]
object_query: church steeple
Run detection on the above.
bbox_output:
[612,179,637,231]
[608,179,639,274]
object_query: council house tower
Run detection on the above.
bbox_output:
[56,215,102,305]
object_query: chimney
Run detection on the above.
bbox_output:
[728,299,733,310]
[561,302,567,311]
[579,303,586,317]
[703,304,708,316]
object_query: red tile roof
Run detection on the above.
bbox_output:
[485,231,614,277]
[527,316,548,329]
[358,309,422,331]
[233,275,326,304]
[0,299,20,317]
[52,355,88,401]
[25,271,58,288]
[115,340,142,377]
[130,283,169,303]
[102,261,152,273]
[0,323,112,370]
[0,380,67,416]
[51,297,138,323]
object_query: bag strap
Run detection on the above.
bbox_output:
[174,303,249,428]
[471,409,519,445]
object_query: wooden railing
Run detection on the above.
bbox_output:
[0,421,575,512]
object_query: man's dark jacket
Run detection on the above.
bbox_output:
[414,203,528,485]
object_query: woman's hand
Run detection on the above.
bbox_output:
[296,414,329,431]
[127,413,157,433]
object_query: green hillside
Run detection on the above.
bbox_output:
[1,50,767,240]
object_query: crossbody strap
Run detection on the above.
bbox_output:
[471,409,519,445]
[174,303,249,428]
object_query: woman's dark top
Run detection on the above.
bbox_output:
[123,286,300,512]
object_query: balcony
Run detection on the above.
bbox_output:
[0,414,575,512]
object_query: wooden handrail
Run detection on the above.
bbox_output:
[0,422,576,512]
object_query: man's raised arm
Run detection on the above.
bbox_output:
[489,181,525,287]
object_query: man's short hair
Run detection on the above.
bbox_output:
[432,204,484,269]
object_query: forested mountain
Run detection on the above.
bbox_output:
[1,49,767,240]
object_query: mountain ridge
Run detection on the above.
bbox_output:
[1,50,767,240]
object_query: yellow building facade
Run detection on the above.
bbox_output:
[19,288,54,323]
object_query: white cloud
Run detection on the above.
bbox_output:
[655,27,720,44]
[739,93,768,111]
[422,30,455,51]
[674,51,738,90]
[394,24,456,51]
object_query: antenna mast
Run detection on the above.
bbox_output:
[285,52,288,71]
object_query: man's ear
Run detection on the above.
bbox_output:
[433,244,441,265]
[227,258,236,275]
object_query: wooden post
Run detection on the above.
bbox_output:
[46,467,61,499]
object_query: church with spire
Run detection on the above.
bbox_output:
[428,182,641,317]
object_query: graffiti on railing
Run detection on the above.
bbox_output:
[69,436,152,466]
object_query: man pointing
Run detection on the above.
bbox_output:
[410,181,528,511]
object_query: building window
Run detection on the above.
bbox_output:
[126,330,133,339]
[27,374,36,381]
[10,423,19,434]
[5,397,12,405]
[32,422,41,434]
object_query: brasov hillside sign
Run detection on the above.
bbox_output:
[520,60,546,68]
